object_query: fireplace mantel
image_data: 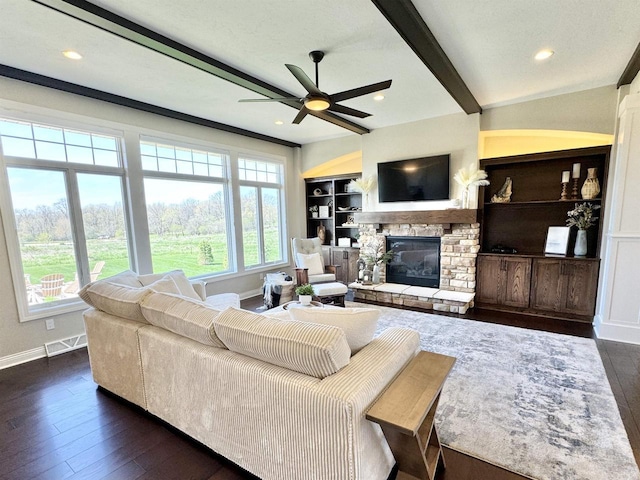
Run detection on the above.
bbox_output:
[354,209,477,225]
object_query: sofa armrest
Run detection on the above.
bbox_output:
[190,280,207,301]
[317,327,420,406]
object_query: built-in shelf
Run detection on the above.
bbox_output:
[354,209,477,225]
[485,199,602,206]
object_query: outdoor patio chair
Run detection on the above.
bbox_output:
[40,273,65,298]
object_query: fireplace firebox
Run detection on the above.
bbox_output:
[385,236,441,288]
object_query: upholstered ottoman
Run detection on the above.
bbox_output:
[312,282,347,307]
[205,293,241,310]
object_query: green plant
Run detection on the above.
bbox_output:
[566,202,600,230]
[198,240,214,265]
[295,283,314,296]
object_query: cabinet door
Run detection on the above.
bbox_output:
[347,248,359,284]
[530,259,564,312]
[476,256,502,305]
[330,247,349,283]
[502,257,532,308]
[563,260,599,315]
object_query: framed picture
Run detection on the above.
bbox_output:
[544,226,570,255]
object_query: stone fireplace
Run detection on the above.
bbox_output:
[351,210,479,313]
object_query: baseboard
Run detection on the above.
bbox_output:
[594,316,640,345]
[239,288,262,300]
[0,346,47,370]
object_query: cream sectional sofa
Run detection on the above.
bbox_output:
[80,270,420,480]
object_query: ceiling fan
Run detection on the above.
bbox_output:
[239,50,392,126]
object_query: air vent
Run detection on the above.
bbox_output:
[44,334,87,357]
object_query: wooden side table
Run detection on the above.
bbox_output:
[366,351,456,480]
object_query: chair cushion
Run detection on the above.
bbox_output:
[312,282,348,296]
[140,291,226,348]
[138,270,201,300]
[213,307,350,378]
[296,252,324,276]
[289,307,380,354]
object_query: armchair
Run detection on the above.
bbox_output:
[291,237,339,285]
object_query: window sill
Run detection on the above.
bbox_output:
[21,299,88,323]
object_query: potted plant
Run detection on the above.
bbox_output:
[309,205,318,218]
[566,202,600,256]
[295,283,314,305]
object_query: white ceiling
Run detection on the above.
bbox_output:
[2,0,639,145]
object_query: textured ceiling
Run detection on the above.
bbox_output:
[1,0,639,145]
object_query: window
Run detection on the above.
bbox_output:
[238,156,285,268]
[140,138,232,277]
[0,118,130,320]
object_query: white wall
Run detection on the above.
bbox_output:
[480,85,618,134]
[362,113,481,210]
[594,88,640,344]
[0,77,302,365]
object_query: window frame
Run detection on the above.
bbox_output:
[236,153,288,270]
[139,135,236,279]
[0,115,131,321]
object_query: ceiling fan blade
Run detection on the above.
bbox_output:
[285,64,322,95]
[239,97,300,103]
[292,106,310,124]
[328,104,371,118]
[331,79,392,103]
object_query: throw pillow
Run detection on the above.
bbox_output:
[78,269,142,304]
[83,282,152,323]
[213,307,350,379]
[140,291,225,348]
[296,252,324,276]
[289,307,380,354]
[147,276,182,295]
[138,270,201,301]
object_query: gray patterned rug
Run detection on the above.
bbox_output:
[350,302,640,480]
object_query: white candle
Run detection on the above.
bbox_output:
[572,163,581,179]
[562,171,570,183]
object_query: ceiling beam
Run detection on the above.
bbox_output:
[618,40,640,88]
[29,0,370,135]
[372,0,482,114]
[0,64,301,148]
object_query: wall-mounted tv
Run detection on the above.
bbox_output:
[377,154,450,202]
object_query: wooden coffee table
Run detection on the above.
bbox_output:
[367,351,456,480]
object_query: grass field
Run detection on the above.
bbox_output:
[21,229,282,288]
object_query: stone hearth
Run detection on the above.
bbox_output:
[352,210,479,313]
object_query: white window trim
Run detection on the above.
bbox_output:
[0,113,129,322]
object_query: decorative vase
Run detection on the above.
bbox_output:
[299,294,312,306]
[462,186,470,209]
[372,264,381,284]
[581,168,600,200]
[574,229,587,256]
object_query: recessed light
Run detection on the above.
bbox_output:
[274,120,284,125]
[373,94,385,101]
[62,50,83,60]
[534,49,554,61]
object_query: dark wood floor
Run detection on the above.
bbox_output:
[1,296,638,479]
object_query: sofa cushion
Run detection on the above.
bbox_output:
[78,269,142,303]
[213,307,350,378]
[138,270,201,301]
[296,252,324,276]
[289,307,380,354]
[140,291,226,348]
[83,282,152,323]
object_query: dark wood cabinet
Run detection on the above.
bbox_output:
[476,255,531,308]
[330,247,360,284]
[476,146,610,323]
[531,258,599,316]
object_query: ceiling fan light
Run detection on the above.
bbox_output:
[304,97,330,111]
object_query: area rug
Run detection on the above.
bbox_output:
[349,301,640,480]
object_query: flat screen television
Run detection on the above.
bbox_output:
[377,154,450,202]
